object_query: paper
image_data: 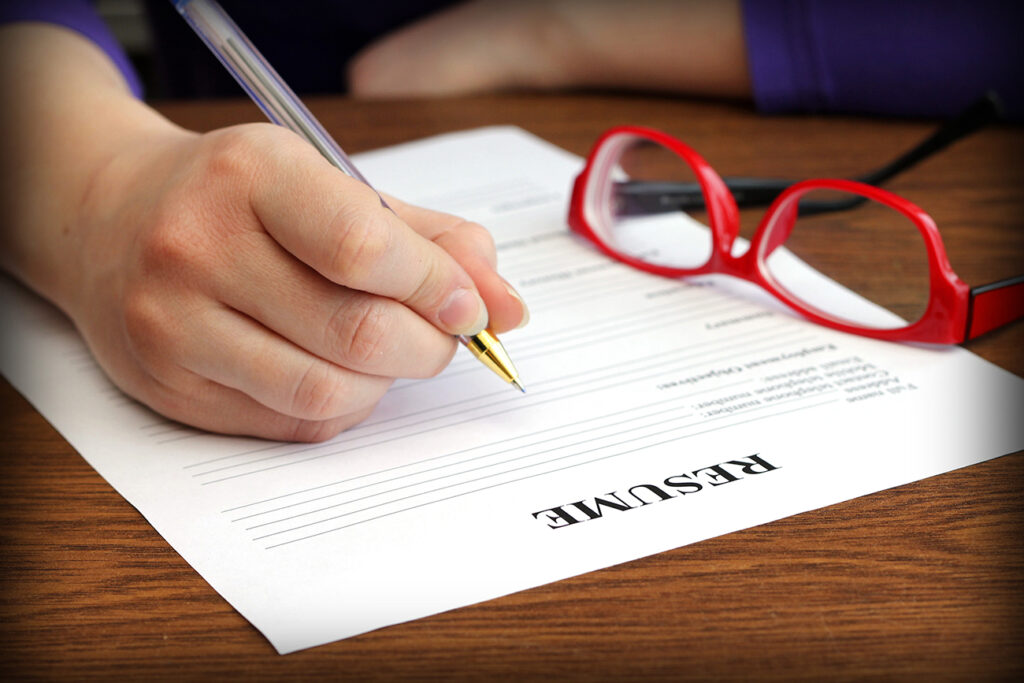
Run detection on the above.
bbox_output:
[1,127,1022,654]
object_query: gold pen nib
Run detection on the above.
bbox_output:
[458,329,523,392]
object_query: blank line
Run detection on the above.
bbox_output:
[221,379,749,513]
[264,397,840,549]
[156,429,207,445]
[354,324,803,435]
[199,328,808,482]
[236,406,699,525]
[359,318,794,439]
[502,247,602,279]
[202,372,679,484]
[199,319,788,478]
[256,389,835,536]
[230,401,698,518]
[522,271,654,309]
[197,329,809,483]
[435,299,749,380]
[439,292,733,374]
[508,256,617,289]
[183,439,295,470]
[255,413,715,539]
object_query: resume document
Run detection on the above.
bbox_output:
[1,128,1021,653]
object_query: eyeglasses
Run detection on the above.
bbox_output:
[567,94,1024,343]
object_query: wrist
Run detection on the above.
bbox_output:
[62,106,194,321]
[0,23,189,316]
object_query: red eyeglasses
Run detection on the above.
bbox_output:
[567,124,1024,344]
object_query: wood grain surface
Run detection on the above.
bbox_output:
[2,94,1021,680]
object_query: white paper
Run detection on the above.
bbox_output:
[1,127,1021,654]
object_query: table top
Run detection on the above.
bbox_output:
[2,94,1021,680]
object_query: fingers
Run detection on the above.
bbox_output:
[119,296,383,441]
[176,305,393,423]
[209,231,458,378]
[153,377,374,443]
[248,138,489,336]
[387,197,530,333]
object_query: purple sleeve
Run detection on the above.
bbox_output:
[741,0,1024,121]
[0,0,143,98]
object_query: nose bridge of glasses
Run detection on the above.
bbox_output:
[684,155,740,256]
[755,188,801,258]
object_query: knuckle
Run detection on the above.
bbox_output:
[459,219,496,253]
[202,123,290,181]
[121,287,173,365]
[289,360,351,421]
[406,255,448,308]
[203,127,261,181]
[447,218,497,264]
[328,205,392,283]
[287,381,389,441]
[139,219,200,275]
[146,385,191,424]
[328,299,394,368]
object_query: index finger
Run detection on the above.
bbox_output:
[248,129,488,335]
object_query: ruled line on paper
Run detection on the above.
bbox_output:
[191,327,811,484]
[437,296,751,377]
[239,385,833,532]
[219,377,752,514]
[191,324,806,480]
[319,323,804,439]
[181,311,792,471]
[259,397,840,549]
[231,401,702,524]
[497,238,588,274]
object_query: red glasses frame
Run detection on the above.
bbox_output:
[568,125,1024,344]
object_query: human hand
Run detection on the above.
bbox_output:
[65,123,527,441]
[347,0,749,99]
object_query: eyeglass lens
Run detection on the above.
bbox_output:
[598,136,714,269]
[760,188,932,329]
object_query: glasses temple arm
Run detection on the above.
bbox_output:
[857,90,1004,186]
[614,177,865,216]
[618,92,1005,215]
[964,274,1024,341]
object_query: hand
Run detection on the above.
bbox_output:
[64,124,528,441]
[1,24,526,442]
[347,0,749,99]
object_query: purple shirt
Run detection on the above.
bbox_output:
[3,0,1022,120]
[741,0,1024,120]
[0,0,143,97]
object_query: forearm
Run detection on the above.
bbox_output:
[549,0,750,97]
[0,23,185,312]
[348,0,750,100]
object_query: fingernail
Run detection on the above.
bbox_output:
[439,288,488,335]
[505,281,530,329]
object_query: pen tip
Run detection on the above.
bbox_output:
[512,379,526,393]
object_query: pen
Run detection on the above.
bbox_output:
[171,0,524,392]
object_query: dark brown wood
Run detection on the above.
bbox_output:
[2,95,1021,680]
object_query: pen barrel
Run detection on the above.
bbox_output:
[171,0,371,186]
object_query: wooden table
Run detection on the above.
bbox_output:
[2,95,1021,680]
